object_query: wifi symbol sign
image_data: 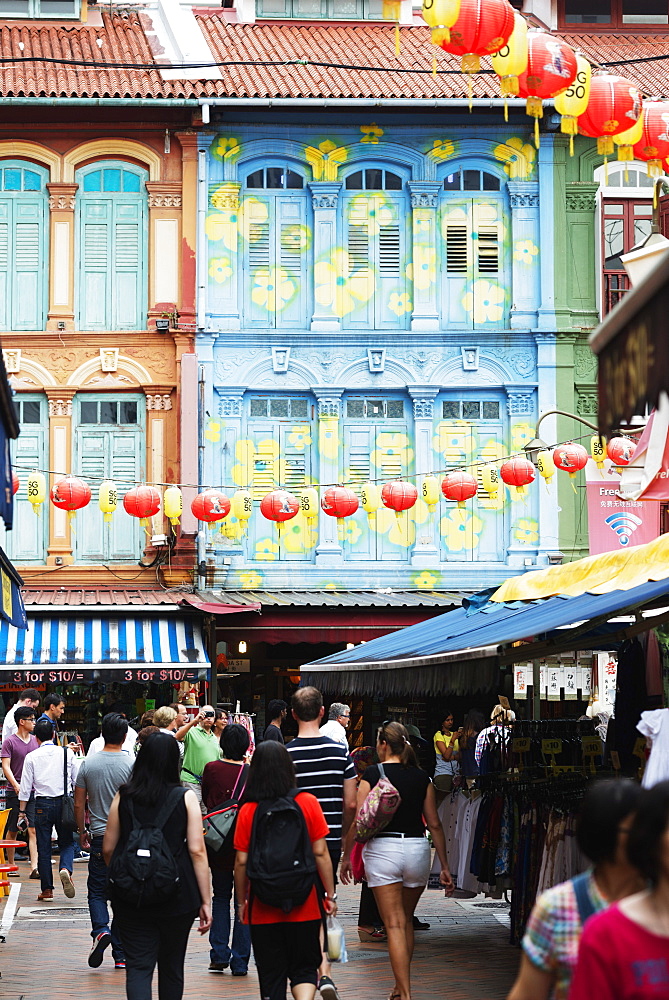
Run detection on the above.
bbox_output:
[604,512,643,546]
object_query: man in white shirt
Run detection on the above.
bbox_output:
[19,717,78,902]
[86,721,137,757]
[2,688,41,744]
[319,703,351,748]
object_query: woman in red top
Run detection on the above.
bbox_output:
[569,780,669,1000]
[234,741,337,1000]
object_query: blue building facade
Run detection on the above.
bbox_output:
[196,114,561,594]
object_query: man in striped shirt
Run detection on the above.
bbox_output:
[286,686,356,1000]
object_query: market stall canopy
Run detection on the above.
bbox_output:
[0,615,208,685]
[302,535,669,695]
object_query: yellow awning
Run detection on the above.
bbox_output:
[492,533,669,602]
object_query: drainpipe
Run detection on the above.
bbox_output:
[199,97,535,110]
[196,147,207,331]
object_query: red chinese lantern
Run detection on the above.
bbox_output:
[321,486,359,518]
[438,0,515,76]
[11,472,19,495]
[606,437,637,467]
[500,457,535,497]
[381,480,418,517]
[517,32,577,146]
[50,476,91,514]
[633,101,669,177]
[260,490,300,524]
[578,73,642,157]
[191,490,231,524]
[552,443,588,480]
[123,485,161,522]
[441,471,478,508]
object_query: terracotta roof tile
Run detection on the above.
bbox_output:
[0,15,666,101]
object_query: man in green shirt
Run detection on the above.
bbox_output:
[175,706,220,811]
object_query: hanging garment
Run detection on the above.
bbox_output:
[637,708,669,787]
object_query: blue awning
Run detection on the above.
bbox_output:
[302,576,669,674]
[0,615,209,684]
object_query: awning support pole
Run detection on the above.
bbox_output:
[532,659,541,720]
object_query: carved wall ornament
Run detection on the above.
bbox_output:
[412,397,434,419]
[576,390,599,416]
[146,393,172,411]
[317,398,341,418]
[410,191,438,209]
[48,398,72,417]
[272,346,291,374]
[312,193,339,210]
[574,347,598,380]
[8,374,37,389]
[461,346,479,371]
[48,195,76,211]
[566,190,596,213]
[86,373,134,387]
[148,194,182,209]
[218,395,243,417]
[509,191,540,208]
[100,348,119,373]
[3,349,20,373]
[209,183,240,211]
[506,391,534,416]
[496,349,535,378]
[367,348,386,373]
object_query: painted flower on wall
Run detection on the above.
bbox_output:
[255,538,280,561]
[209,256,233,283]
[305,139,348,181]
[371,432,414,470]
[407,246,437,289]
[462,280,506,325]
[205,208,238,252]
[211,136,241,161]
[493,137,536,180]
[513,240,539,264]
[433,425,478,465]
[511,423,534,451]
[430,139,456,161]
[205,420,221,443]
[411,570,442,589]
[282,514,318,553]
[239,571,263,589]
[319,423,340,461]
[347,194,396,236]
[388,291,412,316]
[360,122,384,144]
[251,267,299,313]
[440,509,484,552]
[314,250,374,318]
[288,426,312,451]
[231,439,280,488]
[513,518,539,544]
[341,518,363,545]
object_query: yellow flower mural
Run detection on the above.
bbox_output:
[208,257,233,283]
[513,518,539,544]
[304,139,348,181]
[211,136,241,162]
[411,570,442,589]
[462,280,506,325]
[348,194,396,236]
[371,433,414,469]
[341,518,363,545]
[205,209,238,252]
[239,571,263,589]
[511,423,534,451]
[319,423,340,461]
[251,267,299,313]
[493,137,536,180]
[407,246,437,290]
[430,139,456,161]
[388,291,412,316]
[288,427,312,451]
[360,122,384,144]
[440,510,484,552]
[231,439,280,488]
[433,424,478,465]
[255,538,280,561]
[513,239,539,264]
[282,514,318,553]
[314,250,374,318]
[205,420,221,443]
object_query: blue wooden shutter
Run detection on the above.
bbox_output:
[278,423,311,562]
[441,198,507,329]
[0,195,46,332]
[442,200,472,327]
[244,196,272,328]
[80,200,111,330]
[243,194,308,329]
[113,200,144,330]
[276,195,308,329]
[0,412,47,561]
[376,196,406,329]
[342,424,374,561]
[345,197,374,328]
[0,202,9,330]
[474,425,507,562]
[345,195,407,329]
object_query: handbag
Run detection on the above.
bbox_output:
[202,763,248,853]
[354,763,401,844]
[60,746,77,832]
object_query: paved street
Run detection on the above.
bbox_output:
[0,857,518,1000]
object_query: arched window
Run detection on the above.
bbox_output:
[241,162,310,329]
[439,162,509,329]
[0,160,48,331]
[76,161,148,331]
[340,164,409,330]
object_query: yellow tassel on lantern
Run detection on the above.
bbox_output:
[382,0,402,55]
[613,111,644,170]
[361,482,381,520]
[300,487,320,523]
[421,475,440,513]
[421,0,461,49]
[481,464,500,500]
[536,450,555,486]
[231,489,253,536]
[554,55,591,157]
[27,471,46,516]
[99,480,118,523]
[590,436,607,474]
[164,485,183,526]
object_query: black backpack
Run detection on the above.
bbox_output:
[108,786,185,908]
[246,789,318,914]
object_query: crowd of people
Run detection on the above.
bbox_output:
[2,688,669,1000]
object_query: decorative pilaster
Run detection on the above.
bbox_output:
[46,183,78,331]
[215,385,246,565]
[207,181,241,331]
[313,388,344,565]
[408,183,441,331]
[407,386,440,566]
[146,182,182,331]
[176,132,198,331]
[45,387,76,565]
[308,182,342,331]
[143,388,165,538]
[508,181,540,330]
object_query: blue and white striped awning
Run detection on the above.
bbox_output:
[0,616,208,678]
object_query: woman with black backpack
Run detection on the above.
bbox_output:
[233,740,338,1000]
[102,732,212,1000]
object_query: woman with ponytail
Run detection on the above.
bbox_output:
[341,722,453,1000]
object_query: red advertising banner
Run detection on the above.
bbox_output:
[586,480,661,555]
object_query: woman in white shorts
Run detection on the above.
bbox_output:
[341,722,453,1000]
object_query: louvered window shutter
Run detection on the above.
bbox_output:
[80,201,111,330]
[0,413,46,561]
[0,204,9,331]
[442,201,472,327]
[276,195,308,329]
[244,196,272,328]
[377,197,406,330]
[279,423,312,562]
[343,424,374,561]
[473,202,501,277]
[14,199,44,331]
[113,201,145,331]
[250,432,279,502]
[346,198,374,328]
